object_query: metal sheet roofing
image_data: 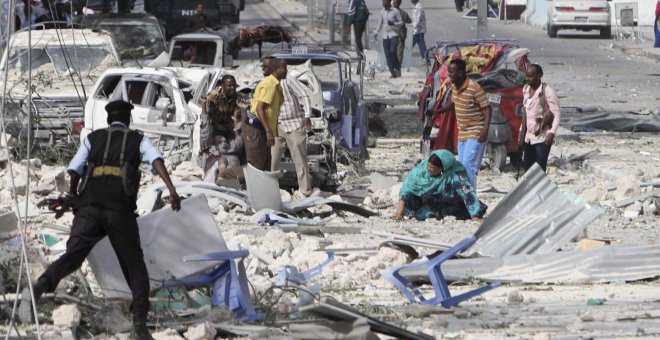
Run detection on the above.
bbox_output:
[465,164,604,257]
[401,241,660,284]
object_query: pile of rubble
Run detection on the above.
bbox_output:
[1,133,660,339]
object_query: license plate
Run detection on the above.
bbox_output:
[487,94,501,104]
[574,17,588,23]
[292,45,308,54]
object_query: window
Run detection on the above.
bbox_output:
[125,80,149,106]
[95,75,121,99]
[170,41,217,65]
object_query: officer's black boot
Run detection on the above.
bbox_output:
[131,316,154,340]
[32,278,49,303]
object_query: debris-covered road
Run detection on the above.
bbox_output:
[1,0,659,339]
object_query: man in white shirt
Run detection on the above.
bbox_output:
[374,0,404,78]
[411,0,428,59]
[271,74,313,196]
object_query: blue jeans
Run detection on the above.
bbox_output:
[457,139,486,189]
[412,33,428,59]
[382,36,400,74]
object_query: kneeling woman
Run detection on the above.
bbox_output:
[393,150,487,221]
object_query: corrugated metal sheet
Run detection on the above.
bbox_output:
[401,241,660,284]
[466,163,604,257]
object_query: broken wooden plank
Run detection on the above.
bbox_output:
[374,231,453,251]
[614,189,660,208]
[279,225,362,235]
[300,300,435,340]
[319,247,379,255]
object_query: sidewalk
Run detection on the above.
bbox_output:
[608,26,660,61]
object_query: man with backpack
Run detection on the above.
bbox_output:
[518,64,561,172]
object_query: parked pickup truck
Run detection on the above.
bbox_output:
[0,27,120,148]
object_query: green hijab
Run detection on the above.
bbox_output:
[399,150,468,198]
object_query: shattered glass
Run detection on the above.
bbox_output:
[99,23,167,60]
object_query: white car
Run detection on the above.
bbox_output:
[82,67,217,165]
[547,0,611,38]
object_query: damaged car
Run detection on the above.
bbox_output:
[232,52,368,191]
[0,27,121,149]
[419,39,529,170]
[82,66,218,165]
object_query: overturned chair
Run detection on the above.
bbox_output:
[88,194,261,320]
[384,236,501,308]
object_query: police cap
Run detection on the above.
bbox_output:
[105,100,134,115]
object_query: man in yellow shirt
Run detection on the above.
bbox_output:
[245,58,287,170]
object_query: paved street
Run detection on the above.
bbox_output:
[361,0,659,112]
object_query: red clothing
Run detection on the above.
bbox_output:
[656,0,660,18]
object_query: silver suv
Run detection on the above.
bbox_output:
[547,0,611,38]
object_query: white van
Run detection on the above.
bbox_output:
[547,0,611,38]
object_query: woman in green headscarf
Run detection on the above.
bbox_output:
[392,150,487,221]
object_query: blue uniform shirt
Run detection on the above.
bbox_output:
[68,122,163,175]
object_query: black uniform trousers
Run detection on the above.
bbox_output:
[39,205,150,320]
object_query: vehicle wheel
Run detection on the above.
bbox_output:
[547,23,558,38]
[600,27,611,39]
[487,143,507,172]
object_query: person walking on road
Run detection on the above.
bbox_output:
[393,0,412,67]
[271,73,314,197]
[25,100,181,340]
[410,0,427,59]
[374,0,403,78]
[348,0,370,54]
[245,58,286,171]
[444,59,491,189]
[518,64,560,172]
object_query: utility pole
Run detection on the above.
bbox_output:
[477,0,488,38]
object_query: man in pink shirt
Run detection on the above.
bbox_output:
[519,64,560,172]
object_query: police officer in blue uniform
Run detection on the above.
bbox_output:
[30,100,180,340]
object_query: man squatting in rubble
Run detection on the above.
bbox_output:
[242,57,287,171]
[200,74,246,183]
[270,65,314,197]
[519,64,560,172]
[26,100,181,340]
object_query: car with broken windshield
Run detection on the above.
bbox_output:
[74,13,167,66]
[0,27,120,151]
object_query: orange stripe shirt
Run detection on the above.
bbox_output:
[451,78,490,141]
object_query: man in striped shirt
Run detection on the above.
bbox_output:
[446,59,491,189]
[270,71,313,196]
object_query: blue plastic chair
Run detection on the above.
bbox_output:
[384,236,501,308]
[161,250,262,321]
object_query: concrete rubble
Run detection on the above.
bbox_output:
[1,0,659,339]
